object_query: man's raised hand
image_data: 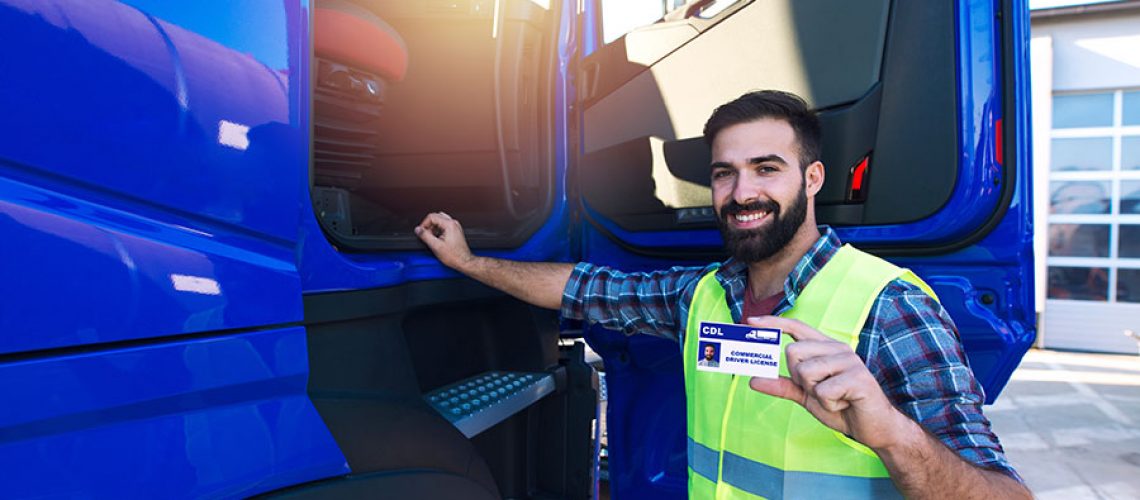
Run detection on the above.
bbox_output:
[415,212,474,271]
[745,316,916,451]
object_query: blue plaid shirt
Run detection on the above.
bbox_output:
[561,227,1018,479]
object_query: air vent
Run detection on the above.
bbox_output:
[314,57,384,188]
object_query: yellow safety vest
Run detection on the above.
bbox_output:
[682,245,938,499]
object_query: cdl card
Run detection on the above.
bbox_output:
[696,321,781,378]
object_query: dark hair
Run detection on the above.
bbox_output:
[702,90,822,169]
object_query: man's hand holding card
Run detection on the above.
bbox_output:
[744,315,915,451]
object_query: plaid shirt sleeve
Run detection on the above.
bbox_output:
[861,280,1021,481]
[560,262,714,342]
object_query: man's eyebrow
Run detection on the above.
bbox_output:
[709,155,789,170]
[748,154,788,166]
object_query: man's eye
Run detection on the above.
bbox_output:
[712,170,733,179]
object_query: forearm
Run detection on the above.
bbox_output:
[877,417,1030,500]
[458,256,574,310]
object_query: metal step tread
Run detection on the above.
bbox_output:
[424,370,556,438]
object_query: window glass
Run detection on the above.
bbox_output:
[1050,137,1112,171]
[1119,269,1140,303]
[1123,136,1140,171]
[1124,91,1140,126]
[1047,266,1108,301]
[1050,181,1110,214]
[1123,181,1140,214]
[601,0,666,44]
[1053,93,1114,128]
[695,0,737,18]
[1121,225,1140,259]
[1048,224,1109,258]
[599,0,742,44]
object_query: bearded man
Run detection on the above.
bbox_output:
[415,90,1028,499]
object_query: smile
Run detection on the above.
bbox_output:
[733,211,770,223]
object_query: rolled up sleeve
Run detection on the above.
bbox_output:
[865,281,1022,481]
[561,262,712,342]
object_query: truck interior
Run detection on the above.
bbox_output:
[311,0,558,250]
[578,0,961,238]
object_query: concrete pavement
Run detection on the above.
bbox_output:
[987,349,1140,499]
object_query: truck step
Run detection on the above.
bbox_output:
[424,371,556,438]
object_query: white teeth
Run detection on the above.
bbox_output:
[734,212,768,222]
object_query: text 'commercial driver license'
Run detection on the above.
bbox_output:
[696,321,781,378]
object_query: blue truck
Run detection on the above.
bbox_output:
[0,0,1034,497]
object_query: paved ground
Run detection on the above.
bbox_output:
[988,349,1140,499]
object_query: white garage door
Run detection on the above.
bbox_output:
[1044,90,1140,354]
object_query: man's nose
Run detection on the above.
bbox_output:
[733,176,761,205]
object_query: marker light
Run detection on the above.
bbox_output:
[848,156,870,202]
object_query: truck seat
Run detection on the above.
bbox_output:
[314,0,407,82]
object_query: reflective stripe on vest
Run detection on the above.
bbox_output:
[682,245,937,499]
[689,437,901,500]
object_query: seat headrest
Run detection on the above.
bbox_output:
[314,2,408,82]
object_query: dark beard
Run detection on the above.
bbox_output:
[716,184,808,263]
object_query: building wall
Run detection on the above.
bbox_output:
[1031,7,1140,354]
[1036,12,1140,91]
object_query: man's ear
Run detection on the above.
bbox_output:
[805,161,825,196]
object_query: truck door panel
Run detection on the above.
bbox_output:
[575,1,1034,498]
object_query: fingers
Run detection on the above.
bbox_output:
[812,374,858,413]
[752,345,863,413]
[745,316,829,342]
[419,211,456,230]
[789,352,862,397]
[784,342,856,395]
[784,336,852,367]
[414,217,442,247]
[415,212,460,241]
[751,358,862,436]
[414,212,475,271]
[748,317,895,443]
[749,376,805,406]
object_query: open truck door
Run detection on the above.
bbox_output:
[296,0,598,497]
[0,0,596,497]
[572,0,1035,497]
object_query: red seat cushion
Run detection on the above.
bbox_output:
[315,7,408,82]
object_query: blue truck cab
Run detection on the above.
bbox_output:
[0,0,1033,497]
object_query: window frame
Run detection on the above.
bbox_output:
[1047,89,1140,303]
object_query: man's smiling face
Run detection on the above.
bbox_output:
[710,118,812,263]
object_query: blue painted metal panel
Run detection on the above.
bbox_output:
[0,0,303,245]
[591,331,687,500]
[0,0,350,495]
[891,0,1037,400]
[0,173,300,355]
[582,221,694,500]
[0,0,311,353]
[0,327,348,498]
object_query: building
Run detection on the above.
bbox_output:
[1031,0,1140,353]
